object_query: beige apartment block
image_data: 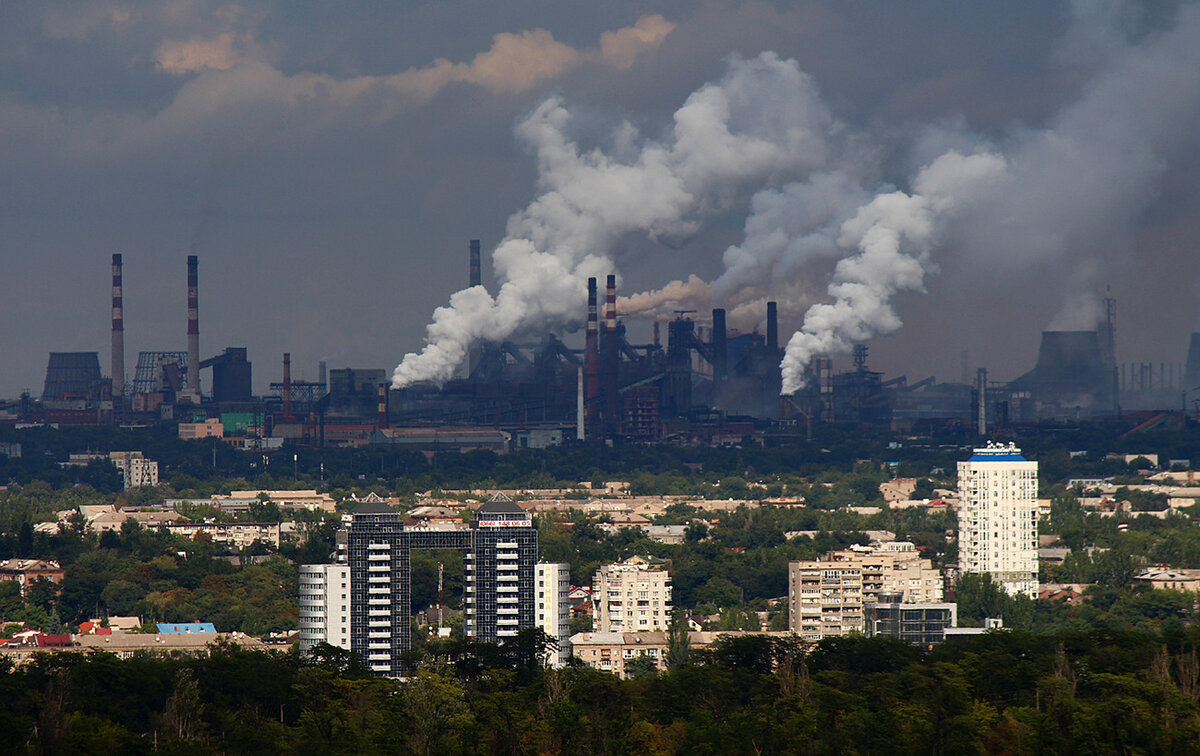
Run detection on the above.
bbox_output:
[788,541,944,642]
[594,556,672,632]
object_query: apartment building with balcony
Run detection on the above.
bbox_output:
[788,541,943,641]
[594,556,672,633]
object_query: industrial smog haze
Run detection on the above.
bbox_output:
[2,1,1199,398]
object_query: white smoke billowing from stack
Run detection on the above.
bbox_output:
[778,151,1008,393]
[636,3,1200,393]
[392,52,837,387]
[395,4,1200,393]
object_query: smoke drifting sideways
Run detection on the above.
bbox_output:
[634,2,1200,395]
[391,52,837,388]
[395,5,1200,394]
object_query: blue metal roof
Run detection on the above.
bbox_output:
[157,622,217,634]
[968,453,1027,462]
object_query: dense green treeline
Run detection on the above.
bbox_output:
[4,628,1200,754]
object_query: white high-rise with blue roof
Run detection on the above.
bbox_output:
[957,442,1039,598]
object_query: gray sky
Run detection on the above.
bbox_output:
[2,0,1197,397]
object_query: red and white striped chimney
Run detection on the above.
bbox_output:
[585,277,600,435]
[604,275,619,435]
[111,254,124,400]
[186,255,200,397]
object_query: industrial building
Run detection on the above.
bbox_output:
[18,248,1200,440]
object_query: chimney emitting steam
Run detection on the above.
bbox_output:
[469,239,482,288]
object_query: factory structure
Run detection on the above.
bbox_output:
[18,245,1200,447]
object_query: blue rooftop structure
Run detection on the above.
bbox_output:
[157,622,217,634]
[968,442,1028,462]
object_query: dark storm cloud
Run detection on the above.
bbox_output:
[0,0,1195,397]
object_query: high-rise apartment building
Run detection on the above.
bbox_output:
[788,542,943,641]
[957,442,1039,597]
[298,564,351,656]
[313,495,538,676]
[594,556,672,632]
[465,496,537,642]
[536,562,572,667]
[346,502,409,675]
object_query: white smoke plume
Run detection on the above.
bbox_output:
[393,52,838,387]
[779,151,1008,393]
[769,2,1200,393]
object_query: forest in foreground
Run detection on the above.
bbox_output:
[5,627,1200,755]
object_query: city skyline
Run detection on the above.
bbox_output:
[3,1,1199,398]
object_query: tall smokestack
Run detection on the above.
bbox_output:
[283,353,293,423]
[712,308,727,397]
[604,275,619,435]
[111,254,124,403]
[585,277,600,435]
[469,239,482,288]
[186,255,200,398]
[977,367,987,437]
[576,365,585,441]
[377,384,388,430]
[766,301,778,352]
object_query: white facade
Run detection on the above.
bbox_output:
[536,562,572,667]
[957,442,1039,597]
[594,557,672,632]
[298,564,351,656]
[110,451,158,489]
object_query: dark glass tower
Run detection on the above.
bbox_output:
[344,495,537,676]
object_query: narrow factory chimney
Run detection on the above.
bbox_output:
[712,308,727,396]
[576,365,585,441]
[977,367,988,437]
[766,301,778,352]
[604,275,619,435]
[469,239,482,288]
[377,383,389,430]
[111,254,124,403]
[186,255,200,398]
[585,277,600,436]
[283,353,293,423]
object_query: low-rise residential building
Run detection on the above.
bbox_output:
[0,629,266,665]
[85,507,185,533]
[569,630,794,678]
[862,598,958,645]
[0,559,65,595]
[212,490,337,513]
[167,522,282,549]
[1133,567,1200,591]
[594,556,672,633]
